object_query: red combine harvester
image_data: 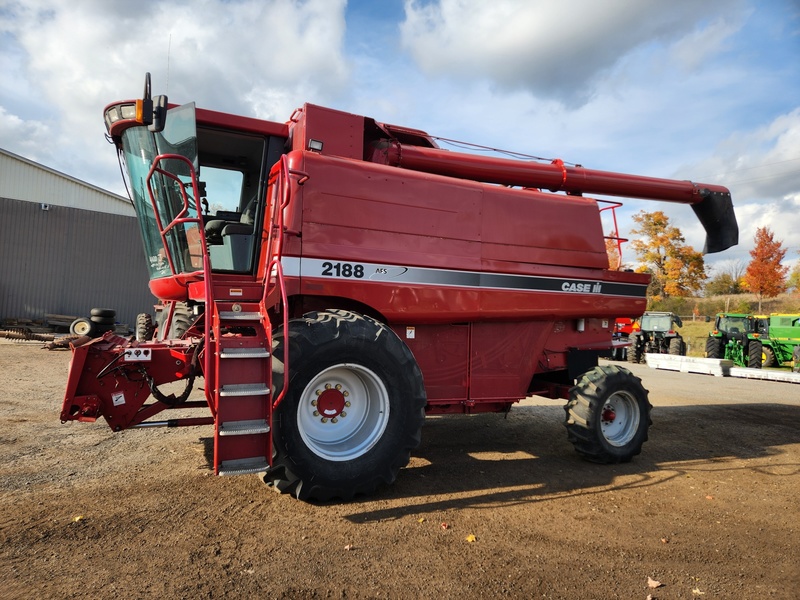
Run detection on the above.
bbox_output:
[61,75,737,500]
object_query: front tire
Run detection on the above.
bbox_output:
[564,365,651,463]
[747,339,763,369]
[267,310,426,501]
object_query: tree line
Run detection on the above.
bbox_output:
[613,210,799,312]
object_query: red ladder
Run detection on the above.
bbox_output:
[212,155,296,475]
[211,299,272,475]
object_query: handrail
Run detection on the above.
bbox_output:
[264,155,291,409]
[597,199,627,270]
[145,153,213,401]
[269,258,290,409]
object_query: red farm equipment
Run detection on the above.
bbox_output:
[60,74,738,500]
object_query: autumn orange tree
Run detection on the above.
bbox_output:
[629,210,706,301]
[605,232,622,270]
[743,226,788,312]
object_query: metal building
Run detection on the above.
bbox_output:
[0,148,155,328]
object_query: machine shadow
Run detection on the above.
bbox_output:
[343,402,800,522]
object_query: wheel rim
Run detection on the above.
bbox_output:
[297,363,390,461]
[72,320,91,336]
[599,390,640,447]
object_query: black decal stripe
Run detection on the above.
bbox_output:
[283,257,647,298]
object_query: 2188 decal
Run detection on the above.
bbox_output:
[321,262,365,278]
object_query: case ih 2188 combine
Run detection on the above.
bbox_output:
[61,75,737,500]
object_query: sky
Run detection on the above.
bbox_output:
[1,0,799,276]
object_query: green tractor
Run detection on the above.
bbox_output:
[627,311,686,364]
[756,313,800,368]
[705,313,762,368]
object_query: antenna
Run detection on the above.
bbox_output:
[166,33,172,94]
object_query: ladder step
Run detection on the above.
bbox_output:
[219,383,270,397]
[218,311,261,321]
[218,457,268,476]
[219,419,270,436]
[220,347,270,359]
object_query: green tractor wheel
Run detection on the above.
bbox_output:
[747,340,762,369]
[705,337,722,359]
[761,346,776,368]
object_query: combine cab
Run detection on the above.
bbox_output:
[60,74,738,500]
[757,314,800,367]
[706,313,762,368]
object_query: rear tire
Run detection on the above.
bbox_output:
[668,336,684,356]
[90,308,116,318]
[266,310,426,501]
[747,340,763,369]
[168,302,193,339]
[627,332,643,364]
[706,336,722,359]
[761,346,776,368]
[136,313,155,342]
[564,365,651,463]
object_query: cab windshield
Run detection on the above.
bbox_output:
[121,103,202,279]
[120,103,270,278]
[640,314,672,332]
[717,316,752,334]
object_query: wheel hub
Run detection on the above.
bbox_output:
[297,364,390,461]
[601,406,617,423]
[314,385,349,422]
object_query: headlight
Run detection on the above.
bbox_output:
[104,103,137,131]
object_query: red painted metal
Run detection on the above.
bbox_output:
[63,95,737,440]
[60,333,197,430]
[378,140,729,203]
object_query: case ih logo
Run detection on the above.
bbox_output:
[561,281,602,294]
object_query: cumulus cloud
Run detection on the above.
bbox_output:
[0,106,52,164]
[650,108,800,266]
[705,108,800,201]
[400,0,742,105]
[1,0,349,186]
[8,0,348,119]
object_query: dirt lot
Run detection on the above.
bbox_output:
[1,339,798,599]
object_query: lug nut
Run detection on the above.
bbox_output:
[340,411,347,418]
[311,399,317,406]
[321,417,328,423]
[345,401,351,407]
[331,417,338,424]
[313,411,319,417]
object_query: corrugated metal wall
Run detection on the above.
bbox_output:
[0,197,155,328]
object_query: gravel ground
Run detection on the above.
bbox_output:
[1,339,798,599]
